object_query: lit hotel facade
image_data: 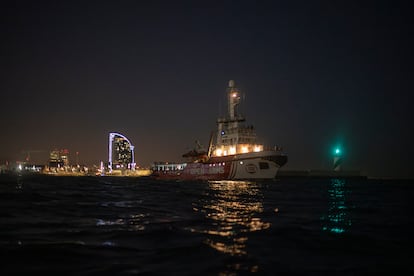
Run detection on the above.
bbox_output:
[108,132,135,172]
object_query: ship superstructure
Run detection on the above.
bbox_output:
[213,80,263,158]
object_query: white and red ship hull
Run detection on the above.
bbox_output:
[151,151,287,181]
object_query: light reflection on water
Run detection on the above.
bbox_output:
[193,180,270,256]
[96,213,147,231]
[321,178,352,234]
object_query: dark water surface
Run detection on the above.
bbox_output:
[0,175,413,275]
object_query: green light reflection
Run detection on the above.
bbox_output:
[321,178,352,234]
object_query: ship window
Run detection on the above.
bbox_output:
[259,162,269,170]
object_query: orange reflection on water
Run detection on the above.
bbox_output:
[194,180,270,256]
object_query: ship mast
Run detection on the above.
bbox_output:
[227,80,240,121]
[227,80,245,127]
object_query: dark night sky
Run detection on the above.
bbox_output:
[1,1,413,177]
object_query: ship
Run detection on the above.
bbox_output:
[151,80,287,180]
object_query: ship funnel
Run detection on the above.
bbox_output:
[228,80,235,88]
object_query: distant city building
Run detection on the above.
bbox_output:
[49,149,63,167]
[60,149,70,166]
[49,149,69,167]
[108,132,135,172]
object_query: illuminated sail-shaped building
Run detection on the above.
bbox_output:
[108,132,135,171]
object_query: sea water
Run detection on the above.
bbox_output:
[0,174,413,275]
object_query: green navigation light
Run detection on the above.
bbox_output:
[333,147,342,157]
